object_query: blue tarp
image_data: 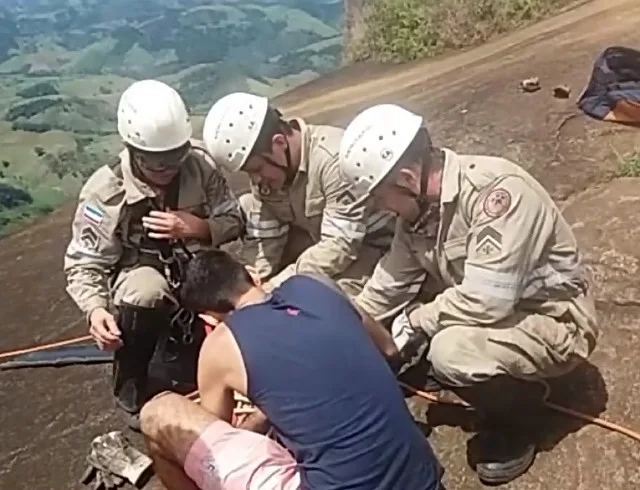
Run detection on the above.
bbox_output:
[0,344,112,370]
[578,46,640,126]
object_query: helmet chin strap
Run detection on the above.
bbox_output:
[261,141,296,194]
[283,143,296,185]
[256,144,295,196]
[407,153,441,231]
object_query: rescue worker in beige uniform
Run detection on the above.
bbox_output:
[202,92,395,294]
[63,80,244,430]
[339,104,599,485]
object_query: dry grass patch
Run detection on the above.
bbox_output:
[344,0,578,63]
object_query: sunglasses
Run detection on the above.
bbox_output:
[134,146,190,172]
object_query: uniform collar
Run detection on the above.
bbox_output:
[439,148,461,204]
[119,148,159,204]
[292,117,310,174]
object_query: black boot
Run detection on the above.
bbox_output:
[112,303,169,432]
[454,375,550,485]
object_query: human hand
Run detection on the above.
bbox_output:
[245,265,262,286]
[142,209,206,240]
[390,310,417,351]
[89,308,122,351]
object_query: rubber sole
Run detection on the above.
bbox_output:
[476,446,536,486]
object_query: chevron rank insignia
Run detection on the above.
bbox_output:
[336,189,356,206]
[475,225,502,256]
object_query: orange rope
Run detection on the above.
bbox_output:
[397,382,640,443]
[3,336,639,442]
[0,334,92,360]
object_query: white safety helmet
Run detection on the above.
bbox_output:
[117,79,192,152]
[339,104,423,197]
[202,92,270,173]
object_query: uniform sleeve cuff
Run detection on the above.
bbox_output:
[207,217,241,246]
[207,218,222,246]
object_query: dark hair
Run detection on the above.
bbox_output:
[180,250,253,313]
[382,127,434,181]
[250,106,294,154]
[401,127,432,165]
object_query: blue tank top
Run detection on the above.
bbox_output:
[225,275,442,490]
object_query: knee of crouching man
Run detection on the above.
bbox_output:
[139,391,178,437]
[427,329,475,387]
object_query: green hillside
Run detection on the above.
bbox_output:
[0,0,343,234]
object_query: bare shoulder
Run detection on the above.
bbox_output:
[199,323,234,371]
[197,321,247,393]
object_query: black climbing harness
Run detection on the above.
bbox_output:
[111,159,198,348]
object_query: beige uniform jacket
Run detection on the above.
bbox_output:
[355,148,599,343]
[63,140,244,315]
[243,118,396,279]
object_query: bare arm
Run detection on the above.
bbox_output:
[197,324,273,433]
[351,300,400,361]
[196,327,237,424]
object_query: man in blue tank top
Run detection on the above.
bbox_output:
[139,249,445,490]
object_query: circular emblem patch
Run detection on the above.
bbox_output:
[380,148,394,161]
[258,184,272,197]
[483,188,511,218]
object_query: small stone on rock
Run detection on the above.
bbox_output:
[553,84,571,98]
[521,77,541,92]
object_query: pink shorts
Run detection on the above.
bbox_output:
[184,420,302,490]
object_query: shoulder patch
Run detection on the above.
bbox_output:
[79,226,100,251]
[482,188,511,218]
[82,203,105,226]
[475,225,502,256]
[258,184,272,197]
